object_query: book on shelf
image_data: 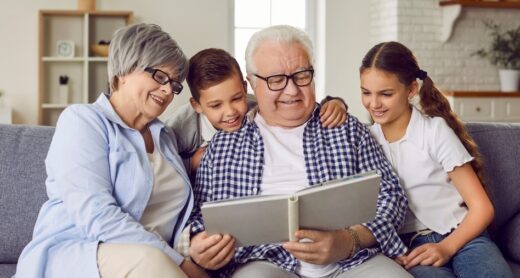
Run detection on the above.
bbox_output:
[201,171,381,247]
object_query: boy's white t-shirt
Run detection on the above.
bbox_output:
[255,113,339,278]
[370,106,473,235]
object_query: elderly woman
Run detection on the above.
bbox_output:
[15,24,207,278]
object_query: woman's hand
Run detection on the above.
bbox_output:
[320,98,348,128]
[402,242,455,269]
[189,231,235,270]
[180,259,210,278]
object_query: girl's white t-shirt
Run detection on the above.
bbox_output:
[370,106,473,235]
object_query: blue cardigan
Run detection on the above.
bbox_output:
[15,94,193,278]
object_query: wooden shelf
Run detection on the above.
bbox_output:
[444,91,520,97]
[38,9,133,125]
[41,103,69,109]
[440,1,520,9]
[42,57,84,62]
[439,1,520,42]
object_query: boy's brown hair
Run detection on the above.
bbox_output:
[187,48,244,102]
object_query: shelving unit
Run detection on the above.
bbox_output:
[439,1,520,42]
[443,91,520,122]
[440,0,520,9]
[38,10,133,126]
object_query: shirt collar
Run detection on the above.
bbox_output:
[406,106,425,147]
[373,105,425,148]
[245,103,321,126]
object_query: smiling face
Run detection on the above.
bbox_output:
[248,41,316,128]
[360,68,416,129]
[191,71,248,132]
[113,65,176,126]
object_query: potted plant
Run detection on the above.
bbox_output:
[472,21,520,92]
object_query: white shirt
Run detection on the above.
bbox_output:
[255,113,339,277]
[141,148,188,242]
[200,114,217,147]
[370,106,473,235]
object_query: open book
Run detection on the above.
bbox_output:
[201,171,381,247]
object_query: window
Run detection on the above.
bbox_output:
[233,0,310,76]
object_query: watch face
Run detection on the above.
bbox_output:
[56,40,75,57]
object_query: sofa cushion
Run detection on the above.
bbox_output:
[466,122,520,236]
[501,212,520,262]
[0,124,54,263]
[0,264,16,278]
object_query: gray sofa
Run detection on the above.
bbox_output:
[1,122,519,277]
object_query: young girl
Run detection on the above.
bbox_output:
[359,41,513,277]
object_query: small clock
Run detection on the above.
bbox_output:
[56,40,75,57]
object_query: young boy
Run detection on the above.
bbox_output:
[166,48,348,178]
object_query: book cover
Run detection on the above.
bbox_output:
[201,171,381,247]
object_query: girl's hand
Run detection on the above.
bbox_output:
[320,98,348,128]
[403,242,455,269]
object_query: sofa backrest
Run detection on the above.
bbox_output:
[0,124,54,263]
[466,122,520,239]
[0,122,518,264]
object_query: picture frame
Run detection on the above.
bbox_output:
[56,40,75,57]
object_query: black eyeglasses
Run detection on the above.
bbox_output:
[144,67,183,95]
[254,68,314,91]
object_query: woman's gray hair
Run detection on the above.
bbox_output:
[245,25,314,81]
[108,23,188,92]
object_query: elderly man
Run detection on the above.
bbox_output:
[187,25,411,278]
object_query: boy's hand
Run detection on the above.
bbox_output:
[180,258,210,278]
[190,146,207,175]
[403,242,454,269]
[189,231,235,270]
[320,98,348,128]
[282,229,351,265]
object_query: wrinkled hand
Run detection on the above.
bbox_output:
[180,259,210,278]
[320,99,348,128]
[282,229,351,265]
[190,146,207,175]
[402,242,455,269]
[394,255,407,266]
[189,231,235,270]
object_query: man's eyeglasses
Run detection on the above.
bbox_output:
[254,68,314,91]
[144,67,183,95]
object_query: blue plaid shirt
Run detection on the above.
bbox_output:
[189,105,408,277]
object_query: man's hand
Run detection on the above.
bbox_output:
[189,231,235,270]
[402,242,455,269]
[282,229,352,265]
[320,98,348,128]
[180,258,210,278]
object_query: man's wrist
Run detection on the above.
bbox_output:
[346,226,360,258]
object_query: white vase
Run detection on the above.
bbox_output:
[498,69,520,92]
[59,84,69,104]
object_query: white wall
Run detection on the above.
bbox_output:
[0,0,231,124]
[0,1,373,125]
[323,0,371,122]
